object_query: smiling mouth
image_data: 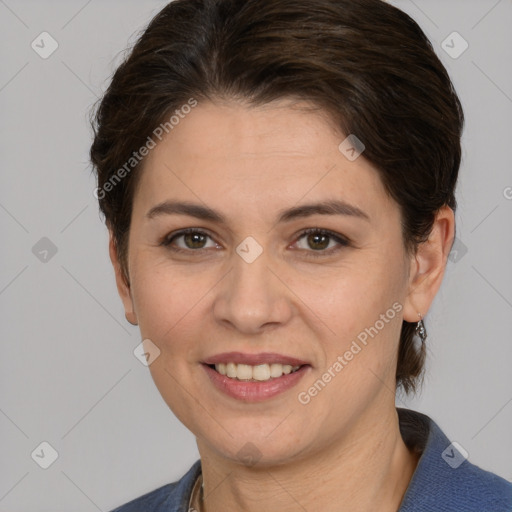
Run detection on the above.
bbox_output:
[207,362,304,382]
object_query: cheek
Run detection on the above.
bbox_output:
[303,267,406,403]
[293,260,404,343]
[131,266,209,426]
[130,259,210,343]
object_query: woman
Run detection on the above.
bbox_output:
[89,0,512,510]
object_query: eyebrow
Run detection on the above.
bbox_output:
[146,199,370,224]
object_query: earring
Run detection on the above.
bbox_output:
[415,313,427,344]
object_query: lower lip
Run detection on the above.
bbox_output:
[202,364,310,402]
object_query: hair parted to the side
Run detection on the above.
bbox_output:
[89,0,464,394]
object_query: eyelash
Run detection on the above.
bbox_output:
[161,227,351,258]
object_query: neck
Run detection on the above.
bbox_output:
[196,406,419,512]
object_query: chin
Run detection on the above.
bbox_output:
[197,419,311,467]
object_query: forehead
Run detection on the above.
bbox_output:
[134,99,391,220]
[169,99,339,157]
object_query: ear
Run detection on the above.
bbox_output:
[402,205,455,323]
[108,229,138,326]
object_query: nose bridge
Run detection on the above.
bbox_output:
[213,236,292,332]
[232,237,277,308]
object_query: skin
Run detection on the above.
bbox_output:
[109,98,455,512]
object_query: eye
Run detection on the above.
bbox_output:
[161,227,351,257]
[293,228,350,257]
[161,228,218,253]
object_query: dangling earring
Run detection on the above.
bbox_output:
[415,313,427,344]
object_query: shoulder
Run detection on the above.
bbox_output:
[109,460,201,512]
[397,408,512,512]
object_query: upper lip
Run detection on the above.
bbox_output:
[203,352,309,367]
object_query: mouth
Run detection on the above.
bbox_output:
[206,362,304,382]
[203,351,310,381]
[201,352,311,401]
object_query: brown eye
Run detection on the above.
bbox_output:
[305,232,330,251]
[181,232,208,249]
[294,229,350,257]
[162,229,217,252]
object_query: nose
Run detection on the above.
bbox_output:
[212,246,294,335]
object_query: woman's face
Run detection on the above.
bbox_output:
[114,99,419,465]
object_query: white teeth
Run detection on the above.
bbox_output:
[253,364,270,381]
[213,362,301,381]
[226,362,237,378]
[237,364,253,380]
[270,363,283,378]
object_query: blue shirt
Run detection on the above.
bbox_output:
[110,408,512,511]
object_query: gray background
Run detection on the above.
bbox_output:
[0,0,511,510]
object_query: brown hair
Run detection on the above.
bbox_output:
[89,0,464,394]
